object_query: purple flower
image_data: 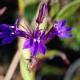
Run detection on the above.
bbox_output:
[36,3,47,24]
[0,3,73,56]
[23,27,47,56]
[0,24,17,45]
[52,20,73,38]
[0,19,26,45]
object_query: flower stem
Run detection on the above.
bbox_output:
[4,50,21,80]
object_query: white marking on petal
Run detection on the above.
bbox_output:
[33,39,36,42]
[37,37,40,43]
[11,32,14,34]
[10,26,14,28]
[54,23,57,28]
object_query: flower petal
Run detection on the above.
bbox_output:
[15,29,27,37]
[38,42,46,55]
[30,42,38,56]
[0,24,11,32]
[1,34,16,45]
[34,27,40,37]
[0,32,8,38]
[58,20,66,27]
[40,28,47,39]
[42,28,56,44]
[14,18,20,31]
[54,20,66,28]
[58,32,73,38]
[58,27,72,32]
[23,39,33,49]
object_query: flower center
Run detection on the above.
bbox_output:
[33,39,36,42]
[54,23,57,28]
[54,23,61,33]
[37,37,40,42]
[33,37,40,43]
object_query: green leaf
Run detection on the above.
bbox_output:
[25,0,37,6]
[41,64,65,75]
[39,50,61,59]
[56,0,80,20]
[24,4,37,23]
[20,49,35,80]
[50,3,60,18]
[72,75,80,80]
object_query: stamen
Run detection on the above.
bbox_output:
[24,22,33,34]
[19,24,28,31]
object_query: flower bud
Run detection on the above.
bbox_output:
[36,3,47,24]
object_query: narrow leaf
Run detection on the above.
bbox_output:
[56,0,80,20]
[39,50,60,59]
[50,3,60,18]
[25,0,37,6]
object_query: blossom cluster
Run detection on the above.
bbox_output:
[0,3,72,56]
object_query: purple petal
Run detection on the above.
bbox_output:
[58,32,73,38]
[58,27,72,32]
[54,20,66,28]
[14,18,19,30]
[42,28,56,44]
[58,20,66,27]
[40,28,47,39]
[15,29,27,37]
[1,34,16,45]
[0,32,9,38]
[38,42,46,55]
[34,27,40,36]
[23,39,33,49]
[30,42,38,56]
[0,24,11,32]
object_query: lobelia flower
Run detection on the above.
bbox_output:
[52,20,73,38]
[0,3,73,56]
[23,27,47,56]
[43,20,73,44]
[23,20,73,56]
[0,19,26,45]
[0,24,17,45]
